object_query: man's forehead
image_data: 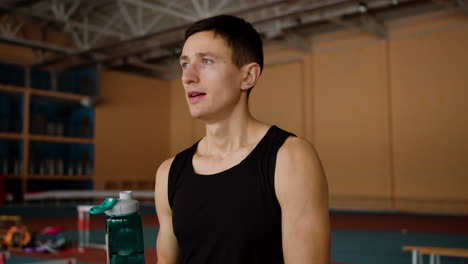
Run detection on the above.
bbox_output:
[181,31,231,56]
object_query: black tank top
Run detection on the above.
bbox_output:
[168,125,295,264]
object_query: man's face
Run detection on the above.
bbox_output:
[179,31,244,121]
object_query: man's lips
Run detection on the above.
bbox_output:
[187,91,206,103]
[187,91,206,98]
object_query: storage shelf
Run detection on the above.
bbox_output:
[0,84,25,93]
[1,65,96,201]
[30,88,89,101]
[0,132,23,140]
[30,134,94,144]
[27,175,93,180]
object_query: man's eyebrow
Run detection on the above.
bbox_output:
[179,52,219,61]
[198,52,218,58]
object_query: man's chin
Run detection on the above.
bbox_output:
[191,112,214,123]
[189,111,204,119]
[189,107,220,121]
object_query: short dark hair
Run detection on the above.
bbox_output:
[184,15,264,73]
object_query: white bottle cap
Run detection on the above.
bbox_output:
[105,191,139,216]
[120,190,133,200]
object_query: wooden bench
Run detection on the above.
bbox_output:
[403,245,468,264]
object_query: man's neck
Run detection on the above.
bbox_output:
[197,92,269,156]
[201,114,257,155]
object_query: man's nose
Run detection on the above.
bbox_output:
[182,64,199,85]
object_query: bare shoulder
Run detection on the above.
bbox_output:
[155,157,175,202]
[156,157,176,179]
[275,136,327,201]
[277,136,322,165]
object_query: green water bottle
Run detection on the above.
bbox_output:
[90,191,145,264]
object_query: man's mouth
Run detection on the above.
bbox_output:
[188,91,206,98]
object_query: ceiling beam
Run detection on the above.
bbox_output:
[120,0,197,21]
[73,0,115,19]
[359,13,387,38]
[191,0,206,18]
[97,38,179,65]
[0,3,123,38]
[328,9,387,38]
[211,0,230,15]
[433,0,468,16]
[117,0,139,33]
[0,35,74,54]
[127,57,178,74]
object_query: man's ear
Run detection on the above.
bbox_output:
[240,63,261,91]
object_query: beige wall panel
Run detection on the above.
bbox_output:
[250,62,304,137]
[390,24,468,200]
[95,70,170,189]
[314,40,391,198]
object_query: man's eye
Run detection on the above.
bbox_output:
[181,62,189,69]
[201,59,213,65]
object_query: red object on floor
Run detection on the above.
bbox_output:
[40,225,64,235]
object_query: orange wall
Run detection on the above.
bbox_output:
[313,37,393,208]
[94,70,170,190]
[167,11,468,214]
[389,13,468,213]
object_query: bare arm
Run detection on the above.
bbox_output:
[275,137,330,264]
[155,158,179,263]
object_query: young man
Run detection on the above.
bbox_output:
[155,15,330,263]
